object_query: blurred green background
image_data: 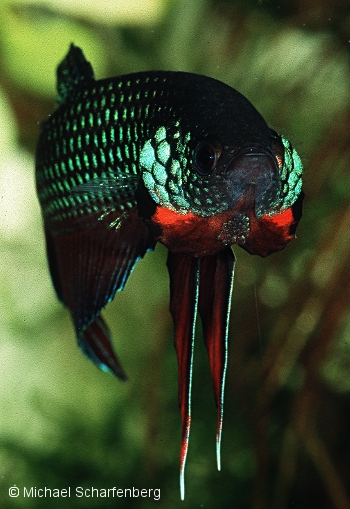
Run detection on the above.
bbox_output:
[0,0,350,508]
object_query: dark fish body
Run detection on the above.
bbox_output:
[35,45,303,499]
[37,62,268,224]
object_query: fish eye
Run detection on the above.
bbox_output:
[193,139,221,175]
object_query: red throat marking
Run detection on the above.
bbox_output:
[262,207,294,228]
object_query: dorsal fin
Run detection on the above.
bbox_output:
[57,44,94,105]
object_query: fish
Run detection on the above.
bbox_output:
[35,44,304,499]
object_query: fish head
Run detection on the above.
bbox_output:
[137,76,303,257]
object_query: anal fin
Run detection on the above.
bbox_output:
[45,210,155,377]
[78,314,126,380]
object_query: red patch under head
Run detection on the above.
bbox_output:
[263,207,294,228]
[240,207,297,257]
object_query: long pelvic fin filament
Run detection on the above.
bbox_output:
[216,255,235,471]
[180,261,199,500]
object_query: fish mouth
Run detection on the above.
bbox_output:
[225,147,281,217]
[226,146,279,177]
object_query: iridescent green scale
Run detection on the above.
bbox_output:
[36,68,179,223]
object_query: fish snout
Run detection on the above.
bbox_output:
[225,147,281,217]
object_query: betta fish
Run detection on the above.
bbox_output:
[35,44,303,499]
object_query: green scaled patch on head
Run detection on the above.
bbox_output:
[140,126,191,212]
[279,135,303,210]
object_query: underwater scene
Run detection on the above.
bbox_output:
[0,1,349,508]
